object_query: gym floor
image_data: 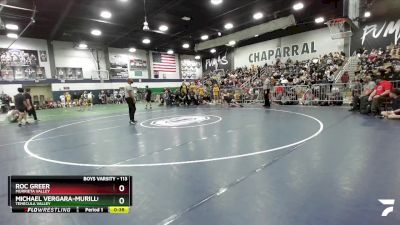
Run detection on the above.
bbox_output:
[0,104,399,225]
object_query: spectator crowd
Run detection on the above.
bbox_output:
[1,48,399,119]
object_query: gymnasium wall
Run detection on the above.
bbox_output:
[0,84,22,96]
[234,28,345,67]
[108,47,149,79]
[53,41,107,79]
[0,36,52,79]
[0,36,193,99]
[51,82,182,92]
[23,85,53,102]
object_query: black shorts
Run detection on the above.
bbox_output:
[224,96,232,104]
[17,107,26,113]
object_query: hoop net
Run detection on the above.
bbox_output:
[91,70,109,82]
[325,18,352,39]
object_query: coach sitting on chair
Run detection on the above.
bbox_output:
[368,74,393,116]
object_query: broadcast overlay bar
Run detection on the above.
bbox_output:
[8,176,132,213]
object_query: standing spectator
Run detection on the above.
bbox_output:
[145,85,152,109]
[65,92,72,107]
[212,84,220,104]
[14,88,30,127]
[341,71,349,87]
[99,90,106,104]
[24,88,38,121]
[60,93,66,108]
[87,91,93,110]
[180,82,188,101]
[125,79,137,125]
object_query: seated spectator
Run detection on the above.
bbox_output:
[222,91,243,107]
[380,89,400,119]
[368,75,393,116]
[341,71,349,87]
[350,76,376,112]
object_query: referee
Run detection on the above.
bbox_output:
[263,77,271,107]
[125,78,137,125]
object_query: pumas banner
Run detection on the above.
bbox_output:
[234,28,344,68]
[202,49,233,73]
[351,18,400,53]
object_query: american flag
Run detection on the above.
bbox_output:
[152,52,176,72]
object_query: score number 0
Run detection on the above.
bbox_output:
[118,184,126,205]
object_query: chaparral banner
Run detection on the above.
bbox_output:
[234,28,344,68]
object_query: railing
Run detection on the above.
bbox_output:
[270,83,351,105]
[221,83,354,105]
[335,56,360,83]
[392,80,400,89]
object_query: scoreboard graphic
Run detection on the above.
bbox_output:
[8,176,132,213]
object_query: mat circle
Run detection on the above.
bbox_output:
[24,108,324,167]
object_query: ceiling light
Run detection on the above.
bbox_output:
[228,40,236,46]
[253,12,264,20]
[159,25,168,32]
[210,48,216,54]
[195,55,201,60]
[7,33,18,39]
[167,50,174,54]
[78,43,88,49]
[201,35,209,40]
[255,34,259,37]
[91,29,102,36]
[119,0,128,2]
[181,16,191,21]
[142,38,151,44]
[364,11,371,18]
[211,0,223,5]
[5,24,19,30]
[100,10,112,19]
[218,32,222,36]
[143,20,150,31]
[224,23,233,30]
[182,43,190,49]
[129,48,136,53]
[315,17,324,23]
[293,2,304,10]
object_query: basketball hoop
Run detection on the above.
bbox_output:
[91,70,109,82]
[325,18,352,40]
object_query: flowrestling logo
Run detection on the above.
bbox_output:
[379,199,395,217]
[140,115,222,128]
[151,116,210,127]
